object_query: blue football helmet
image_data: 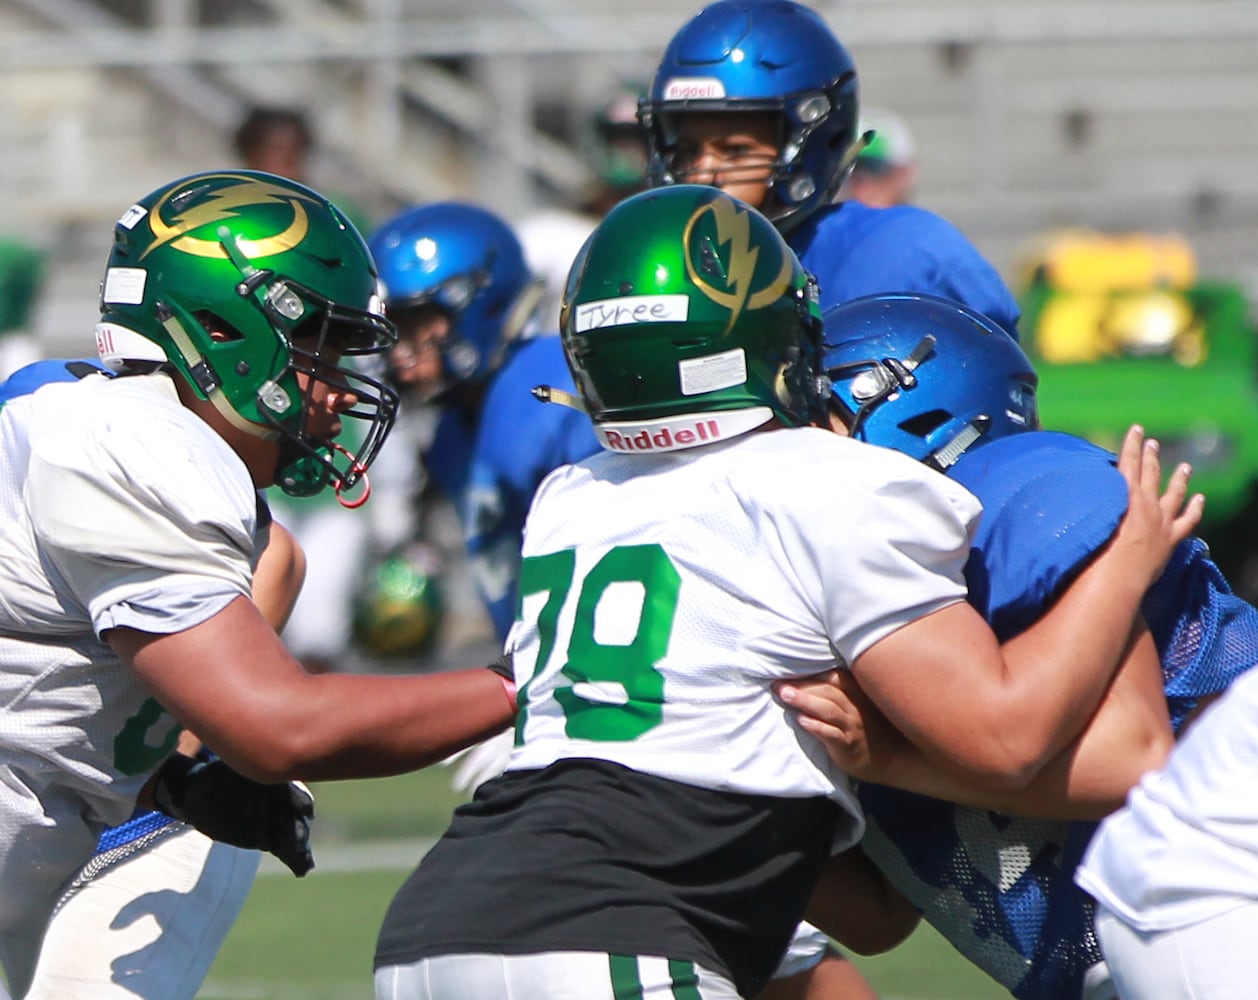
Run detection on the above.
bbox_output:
[823,292,1040,469]
[368,202,544,387]
[640,0,860,232]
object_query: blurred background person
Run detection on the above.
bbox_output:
[232,106,313,185]
[231,103,387,673]
[841,108,919,208]
[0,237,45,380]
[368,201,596,653]
[234,104,375,241]
[516,83,648,332]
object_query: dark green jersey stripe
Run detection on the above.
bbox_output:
[668,957,703,999]
[610,954,643,998]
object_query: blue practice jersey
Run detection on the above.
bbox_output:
[420,337,599,640]
[791,201,1022,338]
[464,336,599,639]
[857,431,1258,999]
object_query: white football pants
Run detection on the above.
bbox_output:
[1095,900,1258,1000]
[24,823,258,999]
[376,951,742,999]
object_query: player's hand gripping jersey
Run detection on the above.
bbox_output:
[378,183,987,1000]
[810,292,1244,1000]
[506,428,977,795]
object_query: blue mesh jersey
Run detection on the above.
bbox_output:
[437,336,599,640]
[857,430,1258,1000]
[790,201,1022,339]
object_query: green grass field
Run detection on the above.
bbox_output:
[201,767,1011,1000]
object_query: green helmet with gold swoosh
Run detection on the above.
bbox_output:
[95,169,399,498]
[557,184,827,454]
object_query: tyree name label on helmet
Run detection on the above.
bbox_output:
[597,407,772,454]
[574,294,689,332]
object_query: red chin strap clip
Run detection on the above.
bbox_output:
[330,441,372,510]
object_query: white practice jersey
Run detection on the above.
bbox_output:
[1076,665,1258,931]
[0,371,263,941]
[506,426,980,835]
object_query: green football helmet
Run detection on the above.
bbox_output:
[95,169,399,498]
[351,546,444,659]
[558,184,827,453]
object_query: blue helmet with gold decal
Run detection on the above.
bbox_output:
[96,170,399,497]
[559,185,827,453]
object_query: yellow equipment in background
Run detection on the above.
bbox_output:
[1023,230,1207,366]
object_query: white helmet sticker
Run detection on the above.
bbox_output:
[662,77,727,101]
[574,294,689,332]
[679,347,747,396]
[102,267,148,305]
[117,204,148,230]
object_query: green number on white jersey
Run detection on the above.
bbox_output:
[114,697,181,775]
[516,544,680,743]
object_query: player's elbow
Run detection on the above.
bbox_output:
[946,735,1046,793]
[1109,721,1173,800]
[212,726,325,784]
[841,905,921,956]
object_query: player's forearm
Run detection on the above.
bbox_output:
[118,599,517,785]
[969,426,1199,784]
[990,542,1153,781]
[852,602,1136,793]
[267,667,517,782]
[790,622,1173,812]
[996,624,1172,818]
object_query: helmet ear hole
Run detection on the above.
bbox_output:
[193,311,245,343]
[898,409,951,440]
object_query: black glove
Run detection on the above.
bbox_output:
[152,754,315,877]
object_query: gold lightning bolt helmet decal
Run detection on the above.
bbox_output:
[142,173,319,260]
[684,196,792,334]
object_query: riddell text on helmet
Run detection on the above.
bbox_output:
[603,419,722,452]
